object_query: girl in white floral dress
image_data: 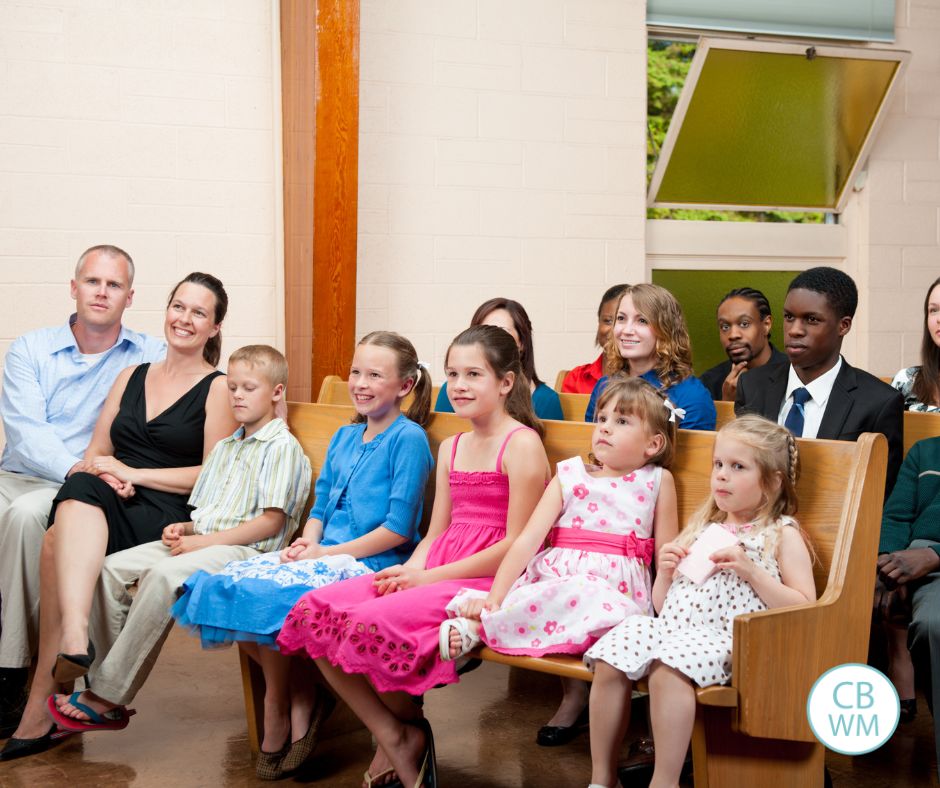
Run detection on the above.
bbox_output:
[585,416,817,788]
[441,377,679,741]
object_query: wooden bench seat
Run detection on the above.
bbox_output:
[241,401,886,787]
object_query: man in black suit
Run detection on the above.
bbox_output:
[735,267,903,497]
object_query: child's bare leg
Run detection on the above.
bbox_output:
[648,661,695,788]
[365,691,423,786]
[886,623,915,699]
[546,676,589,727]
[315,658,425,788]
[589,660,633,788]
[253,644,292,752]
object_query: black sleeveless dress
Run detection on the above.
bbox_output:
[48,363,224,554]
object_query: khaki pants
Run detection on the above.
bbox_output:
[88,540,259,706]
[0,470,59,668]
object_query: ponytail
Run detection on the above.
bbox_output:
[505,371,544,440]
[405,364,433,428]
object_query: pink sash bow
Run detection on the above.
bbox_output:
[549,527,655,565]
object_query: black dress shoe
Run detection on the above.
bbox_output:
[52,640,96,683]
[0,725,57,761]
[536,706,588,747]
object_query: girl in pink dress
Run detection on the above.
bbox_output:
[441,377,679,741]
[276,325,551,788]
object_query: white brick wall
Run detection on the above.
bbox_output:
[0,1,282,388]
[865,0,940,376]
[356,0,648,384]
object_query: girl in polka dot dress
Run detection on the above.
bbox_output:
[584,415,817,788]
[441,377,679,739]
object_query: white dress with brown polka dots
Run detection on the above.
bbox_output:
[584,517,794,687]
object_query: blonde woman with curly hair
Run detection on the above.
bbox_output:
[584,283,716,430]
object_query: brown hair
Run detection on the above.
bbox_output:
[594,376,677,468]
[470,297,544,388]
[228,345,288,388]
[445,324,544,439]
[679,415,806,558]
[351,331,432,428]
[912,275,940,408]
[167,272,228,367]
[604,283,694,385]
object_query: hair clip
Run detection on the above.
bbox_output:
[663,398,686,424]
[417,361,431,372]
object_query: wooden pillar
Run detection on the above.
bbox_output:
[280,0,360,402]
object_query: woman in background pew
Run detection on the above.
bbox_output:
[584,284,716,430]
[561,284,630,395]
[892,276,940,412]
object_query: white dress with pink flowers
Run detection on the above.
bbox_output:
[447,457,660,656]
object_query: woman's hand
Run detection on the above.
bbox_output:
[709,544,755,581]
[280,538,322,563]
[657,541,687,579]
[98,471,135,499]
[373,564,427,595]
[90,456,136,485]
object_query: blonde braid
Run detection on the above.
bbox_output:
[786,433,799,486]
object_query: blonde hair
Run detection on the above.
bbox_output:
[678,415,803,557]
[594,377,677,468]
[228,344,288,388]
[446,325,544,439]
[604,283,693,385]
[352,331,432,428]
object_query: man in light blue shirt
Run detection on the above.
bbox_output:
[0,245,164,734]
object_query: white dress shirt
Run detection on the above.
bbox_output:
[777,357,844,439]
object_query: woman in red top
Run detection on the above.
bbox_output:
[562,284,629,394]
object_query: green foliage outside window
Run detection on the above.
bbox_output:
[647,41,825,224]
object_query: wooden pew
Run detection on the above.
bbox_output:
[903,410,940,456]
[714,400,735,429]
[557,391,589,422]
[242,402,885,787]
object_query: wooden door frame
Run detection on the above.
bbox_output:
[280,0,360,401]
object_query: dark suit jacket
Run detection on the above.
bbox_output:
[699,344,788,400]
[735,360,904,498]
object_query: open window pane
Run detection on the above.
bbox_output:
[647,38,909,213]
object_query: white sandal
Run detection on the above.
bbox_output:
[438,616,480,661]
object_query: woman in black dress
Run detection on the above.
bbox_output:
[4,272,235,757]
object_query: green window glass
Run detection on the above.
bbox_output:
[648,39,909,213]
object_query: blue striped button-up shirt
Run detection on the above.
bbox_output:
[0,316,166,482]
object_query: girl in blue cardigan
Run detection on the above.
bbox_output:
[172,332,433,780]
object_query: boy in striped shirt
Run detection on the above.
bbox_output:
[47,345,312,732]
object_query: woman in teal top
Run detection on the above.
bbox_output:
[435,297,564,421]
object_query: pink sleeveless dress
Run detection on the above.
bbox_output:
[276,427,530,694]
